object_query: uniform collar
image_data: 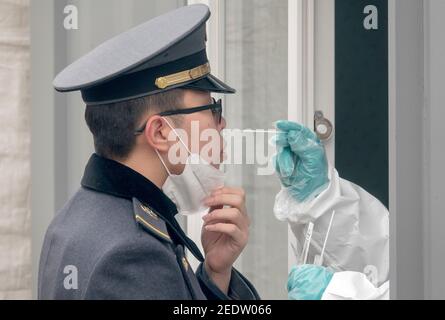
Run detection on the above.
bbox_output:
[81,153,178,220]
[81,153,205,262]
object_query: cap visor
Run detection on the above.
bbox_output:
[182,73,236,94]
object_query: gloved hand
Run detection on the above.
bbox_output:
[272,120,329,202]
[287,264,334,300]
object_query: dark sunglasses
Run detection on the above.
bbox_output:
[134,98,223,135]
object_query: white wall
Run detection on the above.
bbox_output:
[389,0,425,299]
[423,0,445,299]
[30,0,185,299]
[390,0,445,299]
[0,0,31,299]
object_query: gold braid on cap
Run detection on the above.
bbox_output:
[155,63,211,89]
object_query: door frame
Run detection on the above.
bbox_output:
[288,0,335,271]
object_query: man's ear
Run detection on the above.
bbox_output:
[143,116,170,153]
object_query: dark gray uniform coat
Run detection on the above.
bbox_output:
[38,154,259,300]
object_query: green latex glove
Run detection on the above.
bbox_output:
[287,264,334,300]
[272,120,329,202]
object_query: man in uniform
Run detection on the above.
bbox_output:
[38,4,259,300]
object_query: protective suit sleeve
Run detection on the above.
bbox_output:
[322,272,390,300]
[275,165,389,287]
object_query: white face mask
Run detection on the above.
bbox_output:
[156,118,225,216]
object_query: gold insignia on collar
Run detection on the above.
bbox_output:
[182,256,189,271]
[140,204,159,220]
[135,214,171,241]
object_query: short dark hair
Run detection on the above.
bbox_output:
[85,89,184,160]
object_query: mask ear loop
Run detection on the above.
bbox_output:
[154,117,192,177]
[155,149,172,176]
[162,117,192,156]
[142,117,174,176]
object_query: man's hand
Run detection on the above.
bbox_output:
[201,187,250,294]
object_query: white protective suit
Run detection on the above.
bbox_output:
[274,165,390,300]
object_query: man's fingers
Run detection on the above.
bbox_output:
[204,222,245,242]
[209,205,224,212]
[211,186,245,198]
[203,208,249,228]
[204,193,245,213]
